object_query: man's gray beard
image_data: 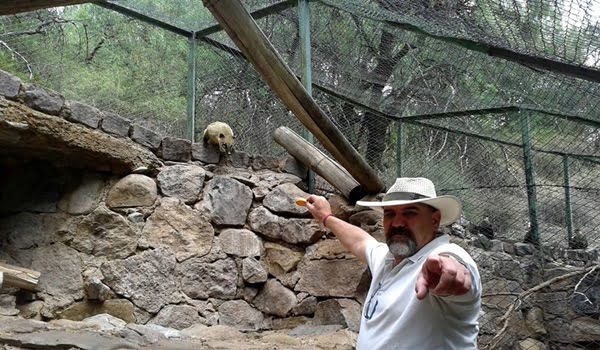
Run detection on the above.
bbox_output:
[387,239,417,259]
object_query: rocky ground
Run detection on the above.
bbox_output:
[0,314,357,350]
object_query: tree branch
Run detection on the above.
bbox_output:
[85,37,105,64]
[0,40,33,79]
[482,292,520,297]
[571,264,599,305]
[0,18,73,38]
[484,264,600,349]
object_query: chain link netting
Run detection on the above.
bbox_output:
[319,0,600,70]
[192,6,305,152]
[1,0,599,349]
[0,4,190,137]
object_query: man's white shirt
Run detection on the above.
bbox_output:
[356,234,481,350]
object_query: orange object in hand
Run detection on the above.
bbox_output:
[295,198,307,206]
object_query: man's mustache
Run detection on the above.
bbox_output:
[388,227,413,237]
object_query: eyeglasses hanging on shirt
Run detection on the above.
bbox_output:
[364,282,383,320]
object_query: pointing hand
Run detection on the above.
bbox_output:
[415,254,472,300]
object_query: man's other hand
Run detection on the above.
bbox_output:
[304,195,332,223]
[415,254,472,300]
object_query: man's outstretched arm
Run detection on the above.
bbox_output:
[305,195,378,264]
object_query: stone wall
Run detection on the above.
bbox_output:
[456,231,599,349]
[0,69,599,350]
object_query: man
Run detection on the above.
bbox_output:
[305,177,481,349]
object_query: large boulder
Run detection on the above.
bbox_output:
[178,258,238,300]
[142,197,214,262]
[57,299,136,324]
[29,243,84,317]
[157,165,205,204]
[22,83,64,115]
[149,304,203,330]
[200,177,253,226]
[218,300,265,331]
[66,101,102,129]
[58,172,106,215]
[314,299,362,332]
[219,229,262,258]
[101,248,179,313]
[106,174,158,208]
[71,204,139,259]
[253,279,296,317]
[1,98,162,174]
[263,242,303,278]
[248,207,322,245]
[262,183,309,216]
[295,259,367,298]
[241,257,268,284]
[0,69,22,99]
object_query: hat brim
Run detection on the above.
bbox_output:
[356,195,462,226]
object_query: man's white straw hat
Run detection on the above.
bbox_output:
[356,177,462,226]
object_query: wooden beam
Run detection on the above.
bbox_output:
[196,0,297,38]
[0,262,40,291]
[0,0,103,15]
[202,0,385,194]
[274,126,365,201]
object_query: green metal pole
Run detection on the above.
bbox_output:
[520,112,539,246]
[563,155,574,243]
[299,0,314,193]
[396,121,403,177]
[187,31,197,142]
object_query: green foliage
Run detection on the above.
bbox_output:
[0,52,25,79]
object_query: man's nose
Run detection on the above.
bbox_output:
[391,215,406,227]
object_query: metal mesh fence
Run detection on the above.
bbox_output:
[0,4,190,137]
[319,0,600,70]
[193,5,305,153]
[1,0,599,348]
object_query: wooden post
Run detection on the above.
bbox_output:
[274,126,366,201]
[187,31,197,142]
[396,121,404,177]
[563,155,574,243]
[202,0,385,194]
[520,112,539,246]
[298,0,315,194]
[0,262,41,291]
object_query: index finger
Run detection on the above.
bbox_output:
[424,255,443,275]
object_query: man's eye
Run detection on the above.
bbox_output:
[384,211,394,217]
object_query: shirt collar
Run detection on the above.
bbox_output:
[384,234,450,264]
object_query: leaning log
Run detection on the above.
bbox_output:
[0,262,40,291]
[274,126,366,201]
[202,0,385,195]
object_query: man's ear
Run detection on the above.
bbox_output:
[432,210,441,229]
